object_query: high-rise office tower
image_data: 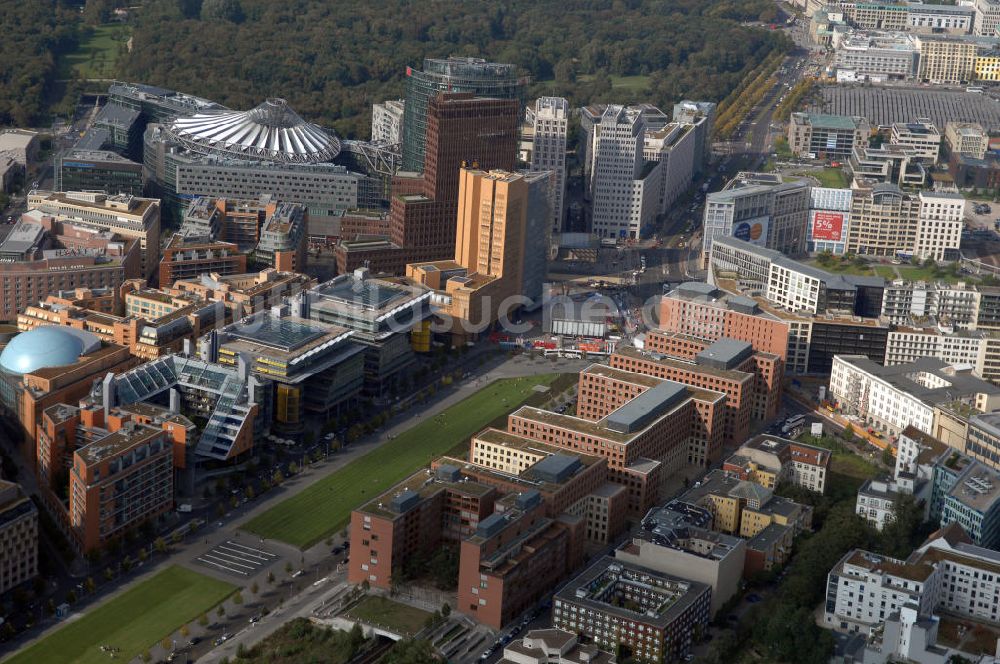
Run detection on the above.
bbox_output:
[406,168,550,330]
[401,57,525,172]
[528,97,569,234]
[337,93,519,275]
[454,168,549,298]
[591,105,662,240]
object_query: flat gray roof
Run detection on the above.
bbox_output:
[697,338,753,370]
[606,380,688,434]
[0,222,44,255]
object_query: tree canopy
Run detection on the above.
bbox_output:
[120,0,789,138]
[0,1,81,126]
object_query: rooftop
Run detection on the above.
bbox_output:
[947,462,1000,512]
[792,112,866,131]
[76,422,164,467]
[696,338,753,370]
[555,556,710,628]
[615,345,755,382]
[358,468,495,520]
[835,355,1000,409]
[632,501,743,561]
[841,549,936,584]
[168,98,341,164]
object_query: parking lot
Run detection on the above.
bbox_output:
[194,540,278,578]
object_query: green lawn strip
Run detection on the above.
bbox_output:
[58,24,128,79]
[242,374,562,548]
[3,566,234,664]
[872,264,975,285]
[793,168,848,189]
[805,259,875,277]
[343,596,432,636]
[577,74,651,91]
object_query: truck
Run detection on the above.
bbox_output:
[781,414,806,434]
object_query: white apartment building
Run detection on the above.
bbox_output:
[907,2,975,33]
[371,99,405,145]
[847,183,964,261]
[945,122,988,159]
[880,281,981,328]
[829,355,1000,436]
[828,529,1000,640]
[591,105,662,240]
[856,478,904,530]
[528,96,569,234]
[915,191,964,262]
[890,121,942,162]
[884,328,987,374]
[833,31,919,81]
[643,123,696,217]
[975,0,1000,36]
[767,260,828,314]
[825,549,941,634]
[914,531,1000,624]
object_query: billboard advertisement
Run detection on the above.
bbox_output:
[731,216,769,247]
[812,211,845,242]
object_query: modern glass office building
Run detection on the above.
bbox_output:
[401,57,525,172]
[55,149,144,196]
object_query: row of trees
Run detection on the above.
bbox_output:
[774,77,815,122]
[712,51,785,139]
[120,0,790,139]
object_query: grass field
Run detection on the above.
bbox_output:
[872,264,973,285]
[344,596,432,636]
[58,24,129,79]
[3,566,234,664]
[804,258,875,277]
[242,374,563,549]
[794,168,848,189]
[577,74,652,92]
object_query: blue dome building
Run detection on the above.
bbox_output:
[0,326,101,375]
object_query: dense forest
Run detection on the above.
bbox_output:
[0,1,81,126]
[0,0,790,135]
[120,0,789,138]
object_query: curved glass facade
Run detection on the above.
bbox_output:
[401,58,525,172]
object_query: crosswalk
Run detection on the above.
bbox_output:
[195,540,278,577]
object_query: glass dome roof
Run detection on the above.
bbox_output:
[0,326,100,375]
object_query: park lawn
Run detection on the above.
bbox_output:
[3,566,234,664]
[805,259,876,277]
[872,264,972,285]
[831,453,881,480]
[344,596,432,636]
[795,168,848,189]
[58,24,129,79]
[578,74,651,92]
[242,374,562,549]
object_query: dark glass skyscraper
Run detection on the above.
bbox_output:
[401,57,525,172]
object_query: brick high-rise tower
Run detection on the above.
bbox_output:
[336,93,519,275]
